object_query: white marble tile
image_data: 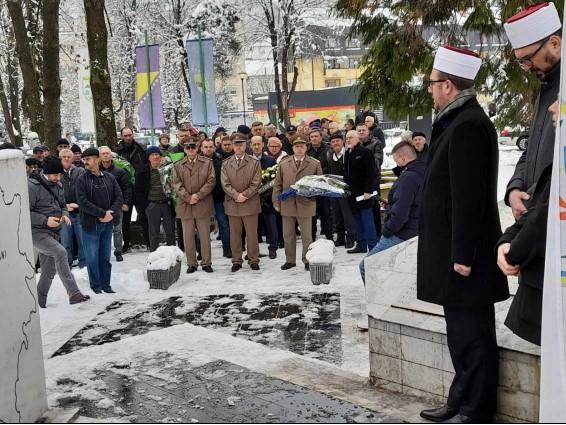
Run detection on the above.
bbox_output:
[370,328,401,358]
[400,335,443,370]
[401,361,444,396]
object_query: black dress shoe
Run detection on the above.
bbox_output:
[444,414,491,424]
[345,240,355,249]
[231,264,242,272]
[250,263,260,271]
[202,266,213,273]
[115,253,123,262]
[268,249,277,259]
[186,266,197,274]
[281,262,296,270]
[347,244,367,254]
[420,405,459,422]
[334,238,345,247]
[102,287,116,294]
[92,288,102,294]
[304,263,310,271]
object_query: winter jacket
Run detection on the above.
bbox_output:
[361,136,384,177]
[382,159,424,241]
[101,161,133,206]
[368,124,386,146]
[116,139,147,174]
[497,164,551,346]
[209,152,226,203]
[416,144,429,163]
[506,63,560,204]
[60,165,85,207]
[255,152,277,171]
[328,149,346,176]
[75,170,124,231]
[417,95,509,307]
[344,144,378,210]
[307,144,330,173]
[28,171,68,237]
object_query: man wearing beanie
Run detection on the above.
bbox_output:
[410,131,428,161]
[417,46,509,423]
[76,147,124,294]
[136,146,176,252]
[56,138,70,152]
[70,144,84,168]
[504,2,561,220]
[28,157,90,307]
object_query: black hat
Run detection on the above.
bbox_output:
[57,138,70,147]
[412,131,426,139]
[286,125,297,133]
[82,147,100,158]
[25,158,40,167]
[42,158,64,174]
[32,146,46,153]
[40,145,50,151]
[70,144,82,153]
[237,125,251,135]
[309,119,322,129]
[329,132,344,141]
[214,126,227,134]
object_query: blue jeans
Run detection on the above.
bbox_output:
[352,207,378,252]
[214,202,230,250]
[260,210,278,250]
[359,235,404,283]
[60,212,85,267]
[82,222,113,290]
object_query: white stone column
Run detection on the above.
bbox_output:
[0,150,47,423]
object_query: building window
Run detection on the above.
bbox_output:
[327,38,338,48]
[228,86,238,96]
[347,57,360,68]
[325,79,340,88]
[346,38,360,48]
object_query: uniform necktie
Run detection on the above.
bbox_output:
[296,160,301,169]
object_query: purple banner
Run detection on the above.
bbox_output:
[136,44,166,129]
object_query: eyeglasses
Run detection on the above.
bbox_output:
[516,37,550,68]
[423,78,448,87]
[184,145,197,150]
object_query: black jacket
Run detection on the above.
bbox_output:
[116,140,147,173]
[416,144,429,163]
[368,124,386,146]
[281,137,293,155]
[382,159,424,241]
[328,150,346,176]
[60,165,85,206]
[76,170,124,231]
[307,144,330,173]
[498,164,551,346]
[101,162,133,206]
[344,144,378,210]
[361,136,384,177]
[417,96,509,307]
[210,153,225,203]
[134,163,154,210]
[506,63,560,204]
[255,152,277,170]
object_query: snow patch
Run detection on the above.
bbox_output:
[147,246,184,270]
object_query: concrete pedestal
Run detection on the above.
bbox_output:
[365,236,540,422]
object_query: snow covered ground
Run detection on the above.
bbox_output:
[37,144,522,420]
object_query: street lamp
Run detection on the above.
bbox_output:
[239,72,248,126]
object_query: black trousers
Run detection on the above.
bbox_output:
[312,197,333,240]
[146,201,176,252]
[332,197,356,242]
[444,305,499,420]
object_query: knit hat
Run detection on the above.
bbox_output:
[147,146,162,157]
[33,146,46,153]
[82,147,100,158]
[237,125,251,135]
[504,2,562,50]
[329,132,344,142]
[412,131,427,139]
[42,158,64,174]
[56,138,70,147]
[70,144,82,154]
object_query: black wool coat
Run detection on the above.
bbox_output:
[344,144,378,210]
[417,97,509,307]
[497,164,551,346]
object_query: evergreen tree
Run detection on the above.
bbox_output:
[335,0,564,129]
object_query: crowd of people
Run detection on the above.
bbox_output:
[0,2,558,422]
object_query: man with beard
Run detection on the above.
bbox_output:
[417,46,508,423]
[504,2,561,220]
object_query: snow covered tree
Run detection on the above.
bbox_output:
[84,0,118,148]
[240,0,336,128]
[335,0,564,128]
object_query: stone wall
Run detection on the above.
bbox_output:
[0,150,47,423]
[364,236,541,422]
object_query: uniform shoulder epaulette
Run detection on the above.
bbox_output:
[199,155,212,161]
[248,154,259,161]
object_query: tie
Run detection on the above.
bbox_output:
[237,157,241,167]
[296,160,301,169]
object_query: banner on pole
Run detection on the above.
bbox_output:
[186,37,219,126]
[135,44,166,129]
[77,51,95,134]
[540,11,566,421]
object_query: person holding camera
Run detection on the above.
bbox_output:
[28,157,90,308]
[76,148,124,294]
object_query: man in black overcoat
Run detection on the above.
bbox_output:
[417,46,509,423]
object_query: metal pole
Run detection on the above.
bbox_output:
[144,30,155,146]
[241,77,246,126]
[197,25,209,134]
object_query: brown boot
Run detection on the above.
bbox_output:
[69,293,91,305]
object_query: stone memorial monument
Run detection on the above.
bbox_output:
[0,150,47,423]
[364,226,541,422]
